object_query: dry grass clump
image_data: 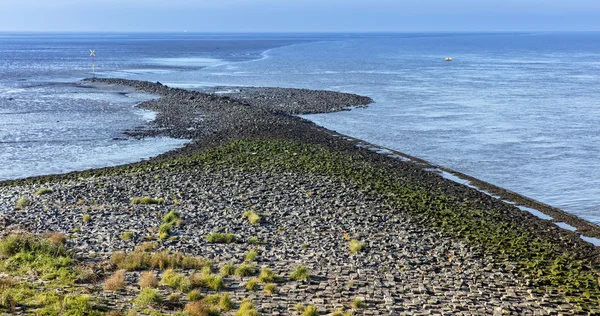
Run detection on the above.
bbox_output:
[82,214,91,224]
[136,242,157,252]
[103,270,126,291]
[110,250,210,271]
[0,276,15,289]
[349,239,365,255]
[290,266,310,281]
[189,267,224,291]
[138,271,158,289]
[184,301,213,316]
[45,232,67,246]
[242,210,261,225]
[168,293,180,303]
[110,251,149,271]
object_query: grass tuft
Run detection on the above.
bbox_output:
[243,210,261,225]
[189,267,224,291]
[187,289,203,301]
[235,299,260,316]
[258,267,276,283]
[264,283,278,295]
[134,288,162,306]
[206,232,236,244]
[245,278,259,291]
[15,197,29,209]
[103,270,126,291]
[138,271,158,289]
[160,269,186,290]
[352,298,366,309]
[349,239,365,255]
[234,263,257,277]
[302,305,319,316]
[163,210,181,225]
[168,293,180,303]
[120,232,134,241]
[131,197,164,205]
[244,249,258,262]
[184,301,216,316]
[34,188,53,196]
[220,263,235,276]
[290,266,310,281]
[218,293,234,311]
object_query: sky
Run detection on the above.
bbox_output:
[1,0,599,32]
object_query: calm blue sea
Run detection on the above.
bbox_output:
[2,32,600,225]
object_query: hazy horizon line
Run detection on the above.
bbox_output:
[1,30,599,34]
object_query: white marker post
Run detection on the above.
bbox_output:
[90,49,96,78]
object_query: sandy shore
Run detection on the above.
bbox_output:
[1,78,600,315]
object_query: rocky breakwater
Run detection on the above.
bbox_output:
[0,78,599,315]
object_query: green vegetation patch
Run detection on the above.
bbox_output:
[290,266,310,281]
[206,232,237,244]
[244,249,258,262]
[163,210,182,225]
[15,197,29,209]
[0,235,104,314]
[0,234,73,283]
[243,210,261,225]
[302,305,319,316]
[134,288,162,306]
[235,299,260,316]
[120,231,135,241]
[234,263,257,277]
[349,239,365,255]
[34,188,53,196]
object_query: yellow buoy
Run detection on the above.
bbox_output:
[445,57,453,61]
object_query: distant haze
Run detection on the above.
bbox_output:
[1,0,600,32]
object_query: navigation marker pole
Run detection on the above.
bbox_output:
[90,49,96,78]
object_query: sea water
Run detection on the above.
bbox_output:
[2,32,600,225]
